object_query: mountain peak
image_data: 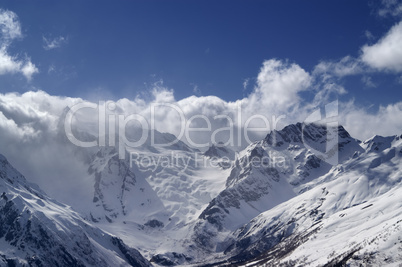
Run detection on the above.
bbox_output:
[0,153,7,162]
[361,135,395,153]
[264,122,353,148]
[204,143,235,160]
[0,153,152,266]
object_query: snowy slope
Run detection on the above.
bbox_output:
[204,143,235,160]
[361,135,395,153]
[198,133,402,266]
[46,121,402,267]
[87,147,165,224]
[203,143,236,170]
[0,154,151,267]
[190,123,363,254]
[55,129,231,261]
[4,116,401,267]
[112,144,230,260]
[30,119,232,261]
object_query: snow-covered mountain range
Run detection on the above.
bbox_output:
[1,122,401,266]
[0,154,151,266]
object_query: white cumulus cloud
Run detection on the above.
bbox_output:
[361,21,402,72]
[1,58,402,205]
[0,9,38,80]
[313,19,402,79]
[250,59,312,112]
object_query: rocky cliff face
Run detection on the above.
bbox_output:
[2,121,401,267]
[191,123,363,253]
[0,154,151,267]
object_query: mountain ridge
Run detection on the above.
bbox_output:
[0,153,151,267]
[1,122,401,266]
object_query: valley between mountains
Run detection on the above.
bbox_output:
[1,122,402,266]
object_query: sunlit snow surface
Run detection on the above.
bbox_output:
[0,154,151,266]
[55,126,402,265]
[208,133,402,266]
[98,146,230,260]
[1,124,401,266]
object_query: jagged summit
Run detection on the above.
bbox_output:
[264,122,363,164]
[264,122,353,146]
[204,142,235,160]
[190,122,368,257]
[2,120,402,266]
[361,134,396,153]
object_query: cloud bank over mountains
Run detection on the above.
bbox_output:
[0,55,401,159]
[0,3,402,204]
[0,3,401,149]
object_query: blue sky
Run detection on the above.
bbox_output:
[0,0,401,107]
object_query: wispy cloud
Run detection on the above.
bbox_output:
[192,83,201,96]
[0,9,22,42]
[378,0,402,17]
[43,35,68,50]
[242,78,249,91]
[48,64,56,74]
[361,76,376,88]
[0,9,38,80]
[314,56,365,78]
[364,30,375,42]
